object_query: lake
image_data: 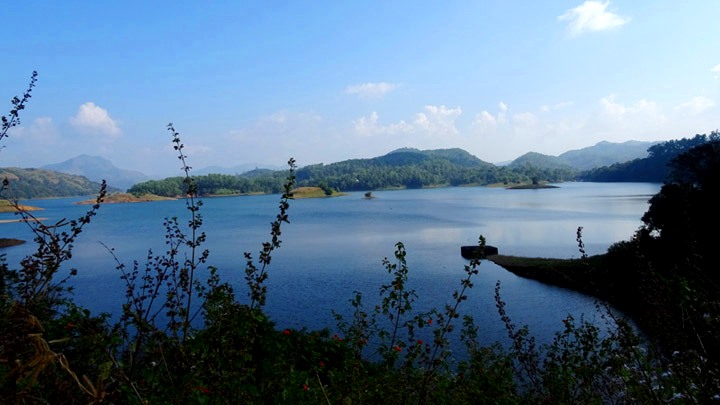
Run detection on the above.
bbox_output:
[1,182,660,350]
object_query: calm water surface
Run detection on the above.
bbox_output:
[1,182,660,349]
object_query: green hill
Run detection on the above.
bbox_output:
[0,167,115,199]
[508,152,575,171]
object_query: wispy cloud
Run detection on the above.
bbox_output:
[413,105,462,136]
[69,102,121,136]
[220,110,330,167]
[558,1,629,36]
[473,101,508,130]
[345,82,399,99]
[600,95,662,120]
[540,101,574,112]
[712,64,720,79]
[352,105,462,137]
[675,96,715,115]
[352,111,412,136]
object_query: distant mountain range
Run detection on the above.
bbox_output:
[508,140,658,171]
[579,134,717,182]
[36,140,658,190]
[1,139,665,199]
[41,155,149,191]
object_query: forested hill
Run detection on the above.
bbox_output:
[0,168,115,199]
[128,147,578,197]
[579,133,719,182]
[508,152,577,171]
[295,148,507,190]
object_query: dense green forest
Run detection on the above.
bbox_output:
[128,148,577,197]
[127,135,717,197]
[3,135,714,200]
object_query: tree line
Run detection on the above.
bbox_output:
[128,150,578,197]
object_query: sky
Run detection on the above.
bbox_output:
[1,1,719,177]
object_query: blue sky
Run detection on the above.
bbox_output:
[1,1,718,176]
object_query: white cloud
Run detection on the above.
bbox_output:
[352,105,460,137]
[69,102,121,136]
[8,117,57,141]
[413,105,462,136]
[600,95,662,120]
[712,64,720,79]
[2,117,63,167]
[498,101,508,114]
[675,96,715,115]
[512,112,539,127]
[220,110,331,167]
[558,1,629,36]
[470,101,574,162]
[476,110,497,126]
[473,101,508,130]
[540,101,574,112]
[259,110,322,126]
[345,82,399,99]
[352,111,412,136]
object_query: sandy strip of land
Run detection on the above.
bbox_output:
[0,217,47,224]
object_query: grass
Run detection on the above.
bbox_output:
[291,186,347,198]
[0,199,42,212]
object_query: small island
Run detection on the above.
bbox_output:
[0,200,42,213]
[76,193,176,205]
[290,187,347,199]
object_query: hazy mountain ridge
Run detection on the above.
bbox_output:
[2,140,661,199]
[579,134,718,183]
[508,140,657,171]
[558,140,658,170]
[41,155,148,191]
